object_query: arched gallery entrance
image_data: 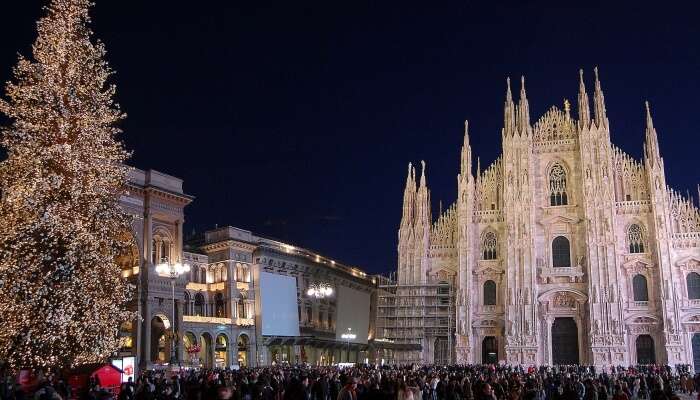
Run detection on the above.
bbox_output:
[150,315,172,364]
[238,334,250,367]
[482,336,498,364]
[215,334,228,368]
[551,317,579,365]
[183,332,197,366]
[200,333,213,368]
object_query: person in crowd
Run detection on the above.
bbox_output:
[0,362,697,400]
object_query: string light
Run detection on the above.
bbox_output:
[0,0,135,370]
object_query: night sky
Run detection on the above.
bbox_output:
[1,1,699,275]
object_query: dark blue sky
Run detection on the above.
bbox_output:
[1,1,699,275]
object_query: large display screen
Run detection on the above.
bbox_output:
[258,271,300,336]
[335,286,370,344]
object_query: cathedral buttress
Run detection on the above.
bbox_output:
[456,120,475,363]
[414,161,431,284]
[398,163,416,284]
[643,102,685,364]
[578,68,627,365]
[502,76,539,364]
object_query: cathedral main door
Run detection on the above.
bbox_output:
[482,336,498,364]
[434,337,449,365]
[552,317,579,365]
[693,334,700,371]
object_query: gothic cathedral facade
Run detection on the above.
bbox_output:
[396,69,700,367]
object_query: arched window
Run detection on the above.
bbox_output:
[183,292,191,316]
[482,232,497,260]
[483,280,497,305]
[160,241,171,263]
[199,266,207,284]
[215,293,226,317]
[628,224,645,253]
[552,236,571,268]
[190,265,198,282]
[549,164,568,206]
[688,272,700,300]
[194,293,205,316]
[632,274,649,301]
[238,299,247,319]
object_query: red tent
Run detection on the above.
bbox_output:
[68,363,122,399]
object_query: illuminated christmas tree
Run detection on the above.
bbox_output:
[0,0,134,370]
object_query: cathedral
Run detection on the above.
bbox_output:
[394,69,700,367]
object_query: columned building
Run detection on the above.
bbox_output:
[115,175,376,372]
[116,168,194,371]
[249,233,376,366]
[378,69,700,367]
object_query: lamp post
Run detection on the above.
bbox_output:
[306,282,333,299]
[155,260,190,366]
[341,327,356,363]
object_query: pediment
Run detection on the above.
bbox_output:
[538,214,580,226]
[622,257,652,271]
[677,256,700,271]
[473,319,499,327]
[683,314,700,323]
[473,264,503,276]
[538,288,587,304]
[625,315,659,325]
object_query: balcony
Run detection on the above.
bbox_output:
[235,317,254,327]
[628,301,650,310]
[482,305,497,313]
[538,266,584,283]
[185,282,227,292]
[183,315,232,325]
[680,299,700,309]
[236,281,250,291]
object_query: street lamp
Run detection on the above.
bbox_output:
[306,282,333,299]
[155,260,190,365]
[341,327,356,363]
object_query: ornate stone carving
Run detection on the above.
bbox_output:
[552,292,576,308]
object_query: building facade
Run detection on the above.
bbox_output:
[381,69,700,367]
[115,168,195,371]
[115,170,376,371]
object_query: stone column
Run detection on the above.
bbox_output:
[546,318,553,365]
[175,219,183,262]
[139,195,153,370]
[574,315,583,364]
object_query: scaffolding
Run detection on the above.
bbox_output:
[374,272,456,364]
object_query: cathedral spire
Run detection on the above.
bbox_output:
[516,76,530,133]
[593,67,607,127]
[461,120,472,177]
[644,101,662,164]
[405,162,415,189]
[578,69,591,126]
[504,77,516,136]
[415,160,431,229]
[401,162,416,225]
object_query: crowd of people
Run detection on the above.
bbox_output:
[3,363,700,400]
